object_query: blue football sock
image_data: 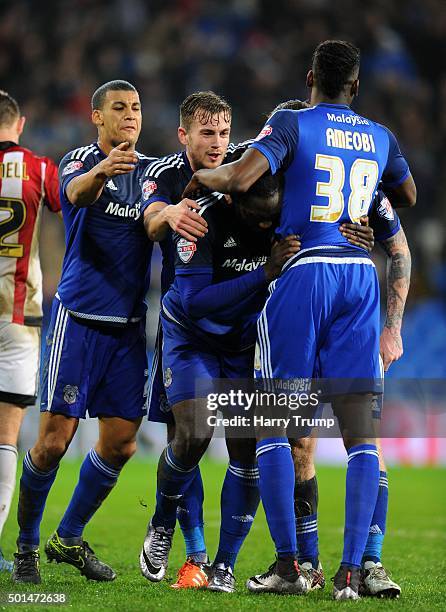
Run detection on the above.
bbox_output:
[256,438,296,558]
[342,444,379,568]
[58,449,120,538]
[17,451,59,548]
[177,467,206,559]
[295,476,319,567]
[296,513,319,567]
[214,461,260,569]
[363,471,388,564]
[152,446,198,531]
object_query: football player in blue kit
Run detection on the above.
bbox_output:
[267,101,409,598]
[141,170,303,591]
[139,93,257,589]
[183,40,416,599]
[12,81,154,584]
[139,94,376,592]
[291,188,410,600]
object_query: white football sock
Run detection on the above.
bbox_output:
[0,444,18,539]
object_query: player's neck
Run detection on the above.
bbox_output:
[185,150,200,173]
[0,130,18,144]
[310,90,351,107]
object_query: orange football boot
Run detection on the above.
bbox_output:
[170,558,209,589]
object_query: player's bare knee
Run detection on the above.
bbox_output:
[33,413,78,469]
[333,393,378,443]
[290,436,316,480]
[32,435,69,470]
[170,434,211,466]
[166,422,176,443]
[342,436,377,452]
[255,425,287,442]
[226,437,256,464]
[103,441,136,467]
[116,439,137,464]
[170,400,213,464]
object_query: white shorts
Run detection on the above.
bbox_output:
[0,321,41,406]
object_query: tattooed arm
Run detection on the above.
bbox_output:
[378,227,411,371]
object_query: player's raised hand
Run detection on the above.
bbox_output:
[264,235,301,281]
[165,199,208,242]
[339,215,375,251]
[97,142,138,177]
[380,326,403,371]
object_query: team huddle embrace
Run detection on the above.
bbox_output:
[1,40,415,601]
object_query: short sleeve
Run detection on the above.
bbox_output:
[140,163,176,213]
[173,210,215,275]
[43,158,61,212]
[381,127,410,188]
[58,150,97,200]
[368,190,401,242]
[225,139,253,163]
[248,109,299,175]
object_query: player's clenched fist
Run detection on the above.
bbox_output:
[380,326,403,371]
[164,199,208,242]
[263,235,301,281]
[96,142,138,178]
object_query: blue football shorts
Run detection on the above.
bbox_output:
[147,316,174,424]
[160,312,254,408]
[255,255,382,395]
[40,297,147,420]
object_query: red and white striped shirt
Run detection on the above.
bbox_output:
[0,141,61,326]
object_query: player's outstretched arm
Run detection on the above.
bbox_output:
[67,142,137,207]
[143,200,208,242]
[378,226,411,371]
[183,148,269,198]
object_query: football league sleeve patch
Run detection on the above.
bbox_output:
[248,109,299,175]
[140,167,175,213]
[58,150,96,201]
[369,190,401,242]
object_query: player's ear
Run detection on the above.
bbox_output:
[306,70,314,89]
[178,126,187,146]
[351,78,360,98]
[92,109,104,127]
[17,116,26,136]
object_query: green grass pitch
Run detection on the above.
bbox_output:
[0,458,445,611]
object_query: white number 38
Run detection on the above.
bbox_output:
[310,154,379,223]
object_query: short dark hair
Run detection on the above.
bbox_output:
[312,40,360,99]
[0,90,20,127]
[268,99,309,119]
[180,91,231,131]
[239,171,283,210]
[91,80,138,110]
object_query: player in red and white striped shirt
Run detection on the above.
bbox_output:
[0,90,61,571]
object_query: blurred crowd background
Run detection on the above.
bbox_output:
[1,0,445,452]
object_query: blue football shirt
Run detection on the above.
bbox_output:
[250,104,410,251]
[58,143,155,324]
